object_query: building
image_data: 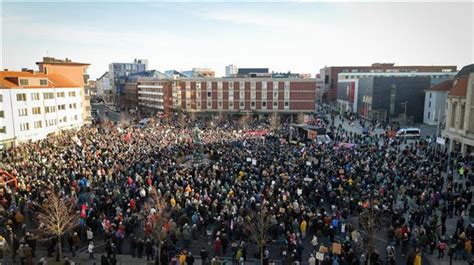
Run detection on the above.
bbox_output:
[225,64,238,77]
[136,78,173,114]
[320,63,457,101]
[96,72,112,103]
[443,65,474,155]
[0,70,84,148]
[423,80,453,125]
[164,70,187,79]
[108,59,148,104]
[171,77,317,114]
[88,80,97,96]
[336,71,457,115]
[36,57,91,124]
[119,70,168,109]
[354,76,431,123]
[182,68,215,78]
[236,68,270,78]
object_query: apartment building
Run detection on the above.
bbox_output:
[36,57,91,123]
[0,71,84,148]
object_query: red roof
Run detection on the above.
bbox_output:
[0,71,79,89]
[426,80,454,92]
[448,76,469,97]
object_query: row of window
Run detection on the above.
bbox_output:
[186,101,290,109]
[17,116,79,132]
[16,104,78,116]
[184,81,291,90]
[185,91,289,100]
[19,79,48,86]
[16,91,77,101]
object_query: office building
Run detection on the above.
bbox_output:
[321,63,457,101]
[108,59,148,104]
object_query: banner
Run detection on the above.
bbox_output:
[436,137,446,145]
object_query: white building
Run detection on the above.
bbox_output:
[423,80,453,125]
[96,71,112,103]
[443,72,474,155]
[0,71,84,149]
[225,64,238,77]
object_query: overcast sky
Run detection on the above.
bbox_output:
[1,1,473,79]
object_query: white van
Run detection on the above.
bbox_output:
[396,128,421,138]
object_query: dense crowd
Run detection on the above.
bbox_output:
[0,108,473,265]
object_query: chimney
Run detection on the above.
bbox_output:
[3,69,8,71]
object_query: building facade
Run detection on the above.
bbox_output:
[336,71,457,116]
[443,71,474,155]
[356,76,431,123]
[423,80,453,125]
[96,72,112,103]
[320,63,457,102]
[0,71,84,148]
[225,65,238,77]
[136,78,173,114]
[36,57,91,124]
[108,59,148,103]
[172,78,317,114]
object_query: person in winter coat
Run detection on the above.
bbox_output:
[186,252,195,265]
[145,239,154,261]
[88,241,95,260]
[308,254,316,265]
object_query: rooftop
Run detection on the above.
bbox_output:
[36,57,90,66]
[426,80,454,92]
[0,71,79,89]
[237,68,269,75]
[448,76,469,97]
[455,64,474,78]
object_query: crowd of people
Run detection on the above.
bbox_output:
[0,107,472,265]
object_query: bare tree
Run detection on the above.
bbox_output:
[246,200,273,265]
[358,196,384,265]
[142,189,170,265]
[269,112,280,132]
[36,191,79,261]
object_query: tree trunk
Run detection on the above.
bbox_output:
[57,235,62,262]
[158,242,162,265]
[260,245,263,265]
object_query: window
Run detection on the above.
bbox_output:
[240,102,245,108]
[32,107,41,115]
[45,106,56,113]
[58,104,66,111]
[19,79,29,86]
[207,101,212,107]
[207,92,212,98]
[429,93,432,99]
[20,123,29,131]
[43,92,54,100]
[218,101,223,108]
[57,92,65,98]
[262,91,267,99]
[273,102,278,107]
[31,93,40,100]
[0,126,5,133]
[40,79,48,86]
[273,92,278,98]
[197,102,201,108]
[0,94,2,102]
[240,91,245,99]
[18,108,28,117]
[69,103,77,109]
[60,116,67,123]
[229,102,234,108]
[0,110,4,118]
[74,115,78,121]
[68,91,76,97]
[16,93,27,101]
[229,82,233,89]
[428,101,431,108]
[34,121,42,128]
[284,102,289,107]
[251,102,256,108]
[427,112,430,119]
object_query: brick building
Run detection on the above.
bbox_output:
[135,77,318,115]
[320,63,457,102]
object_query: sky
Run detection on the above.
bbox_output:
[1,1,473,79]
